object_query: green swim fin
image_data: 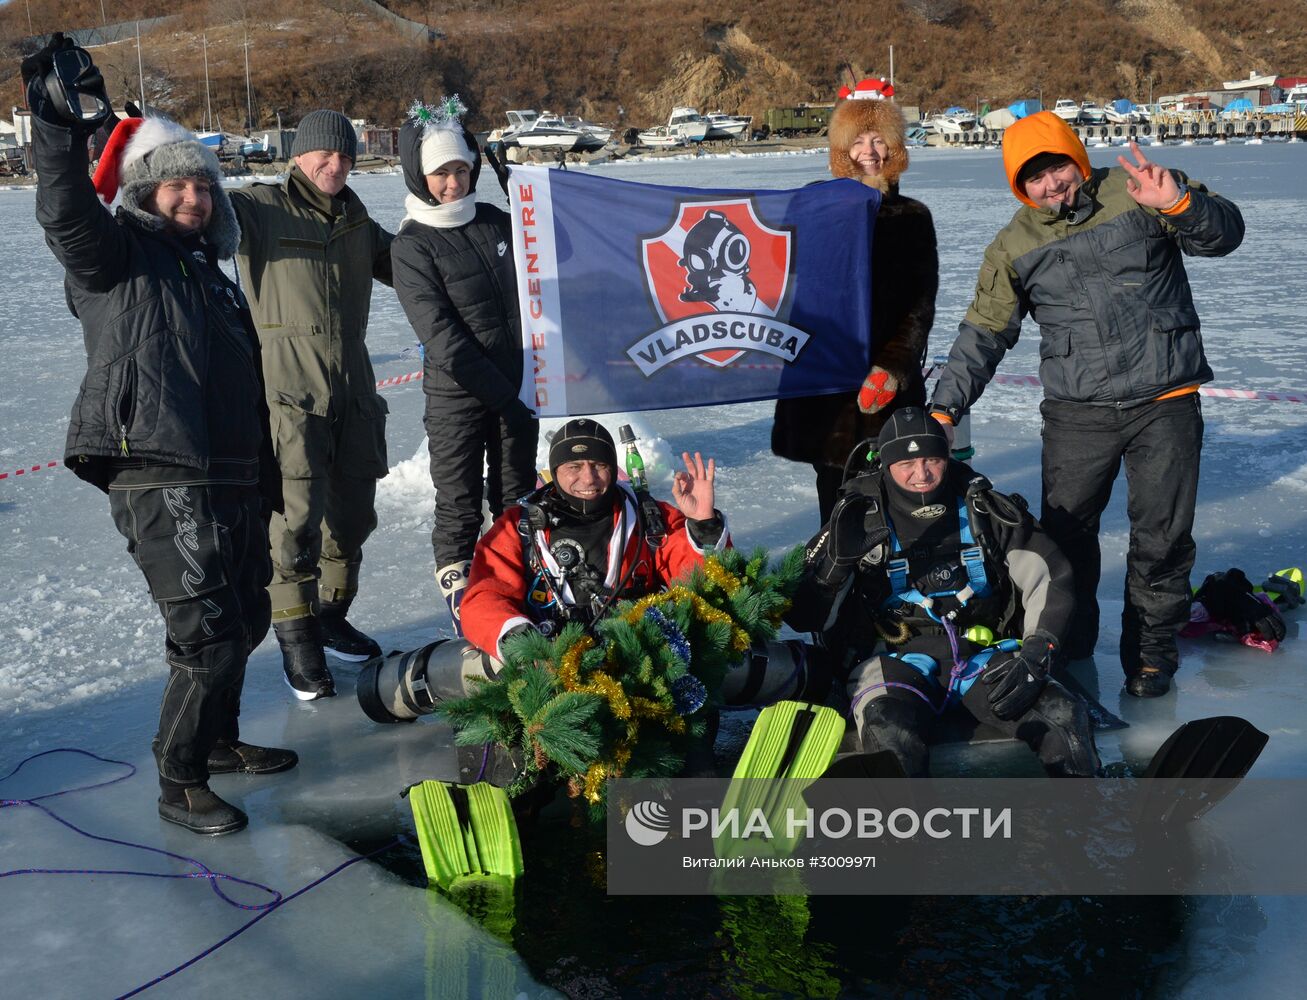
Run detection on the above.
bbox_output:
[1138,716,1269,824]
[716,701,846,864]
[730,700,845,781]
[407,780,524,892]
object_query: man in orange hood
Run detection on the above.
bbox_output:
[928,111,1244,698]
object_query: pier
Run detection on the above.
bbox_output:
[927,110,1307,146]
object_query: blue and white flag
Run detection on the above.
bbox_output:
[509,165,879,416]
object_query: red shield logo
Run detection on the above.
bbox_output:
[641,199,793,367]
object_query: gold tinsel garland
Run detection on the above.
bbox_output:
[624,585,752,654]
[528,556,789,803]
[702,558,742,596]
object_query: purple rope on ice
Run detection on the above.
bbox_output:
[1,747,405,997]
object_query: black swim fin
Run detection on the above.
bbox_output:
[1137,716,1268,824]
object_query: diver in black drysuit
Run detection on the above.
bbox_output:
[787,407,1100,777]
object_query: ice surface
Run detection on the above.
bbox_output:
[3,145,1307,997]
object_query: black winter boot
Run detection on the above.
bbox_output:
[1125,665,1172,698]
[275,617,336,701]
[319,598,382,661]
[207,740,299,775]
[158,781,248,835]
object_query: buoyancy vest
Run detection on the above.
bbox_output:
[837,462,1026,635]
[514,483,661,631]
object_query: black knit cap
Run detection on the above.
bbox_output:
[549,418,617,477]
[1016,151,1074,188]
[291,109,358,161]
[877,407,949,467]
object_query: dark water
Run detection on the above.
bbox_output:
[354,805,1267,999]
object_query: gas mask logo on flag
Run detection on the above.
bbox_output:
[631,199,809,374]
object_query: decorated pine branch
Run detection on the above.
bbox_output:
[436,547,805,810]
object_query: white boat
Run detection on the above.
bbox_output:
[497,110,539,146]
[703,111,752,140]
[513,112,588,151]
[1104,100,1135,124]
[561,115,613,150]
[667,107,710,142]
[1078,101,1107,124]
[637,125,687,148]
[924,107,975,135]
[1052,99,1082,123]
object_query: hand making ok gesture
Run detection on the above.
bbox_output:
[672,451,716,521]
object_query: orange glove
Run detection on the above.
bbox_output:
[857,367,899,414]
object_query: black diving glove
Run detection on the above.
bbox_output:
[983,631,1057,721]
[1195,569,1287,641]
[809,491,889,588]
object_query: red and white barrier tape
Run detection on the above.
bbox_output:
[986,370,1307,403]
[0,460,60,481]
[3,368,1304,484]
[375,370,423,390]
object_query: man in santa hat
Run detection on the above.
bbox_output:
[22,35,294,836]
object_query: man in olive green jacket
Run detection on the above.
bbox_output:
[230,109,394,701]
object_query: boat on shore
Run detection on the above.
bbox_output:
[1078,101,1108,124]
[924,106,976,135]
[637,125,687,148]
[1052,99,1082,123]
[703,111,752,140]
[492,110,609,152]
[667,107,711,142]
[561,115,613,149]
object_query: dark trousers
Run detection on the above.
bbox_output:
[813,464,845,527]
[851,650,1100,777]
[109,482,273,785]
[1039,395,1203,675]
[425,392,538,568]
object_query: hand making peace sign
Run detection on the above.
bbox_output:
[1117,141,1184,210]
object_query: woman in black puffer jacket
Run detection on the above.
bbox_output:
[391,108,539,632]
[771,97,939,525]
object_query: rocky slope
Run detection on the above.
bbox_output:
[3,0,1304,131]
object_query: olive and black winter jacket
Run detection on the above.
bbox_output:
[33,117,271,493]
[229,170,393,429]
[931,138,1243,418]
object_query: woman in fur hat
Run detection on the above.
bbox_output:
[771,96,939,524]
[390,100,539,633]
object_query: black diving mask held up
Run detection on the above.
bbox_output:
[45,44,112,129]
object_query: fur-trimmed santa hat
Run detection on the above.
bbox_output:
[92,116,240,258]
[828,98,910,192]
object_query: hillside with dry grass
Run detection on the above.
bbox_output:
[3,0,1306,132]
